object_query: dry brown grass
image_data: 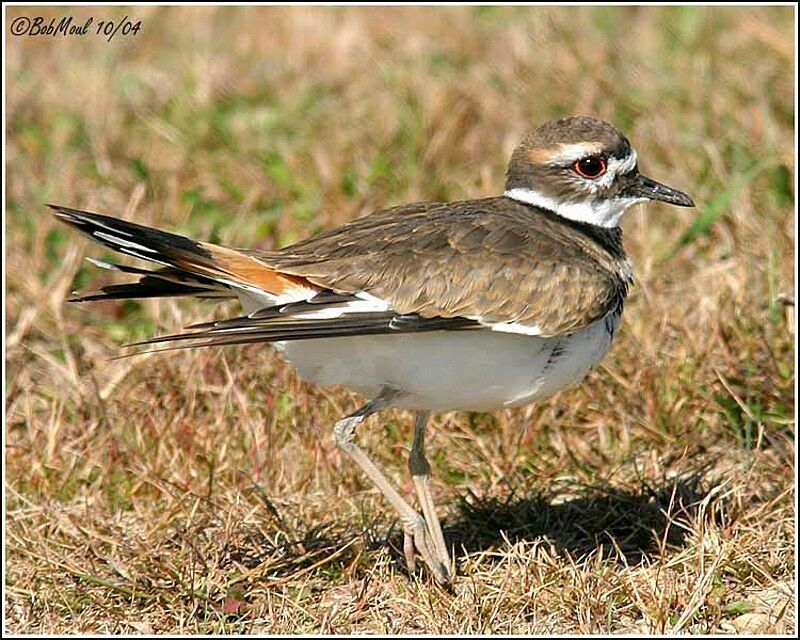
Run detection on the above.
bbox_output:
[5,5,796,634]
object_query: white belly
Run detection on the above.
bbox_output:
[275,313,620,412]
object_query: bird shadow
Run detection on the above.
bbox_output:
[237,463,723,585]
[440,470,714,567]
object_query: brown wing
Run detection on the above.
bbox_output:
[51,201,629,351]
[251,197,631,337]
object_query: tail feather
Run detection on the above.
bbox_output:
[49,205,209,268]
[70,280,230,303]
[49,204,317,304]
[71,257,232,302]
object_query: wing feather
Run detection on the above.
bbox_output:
[128,296,479,352]
[250,197,631,336]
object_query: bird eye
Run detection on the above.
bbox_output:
[573,156,607,179]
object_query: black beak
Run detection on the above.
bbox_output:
[624,173,695,207]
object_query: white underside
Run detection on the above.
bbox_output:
[273,314,619,412]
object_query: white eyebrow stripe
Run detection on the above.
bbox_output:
[544,144,637,171]
[542,142,605,165]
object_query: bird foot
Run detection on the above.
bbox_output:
[403,514,452,584]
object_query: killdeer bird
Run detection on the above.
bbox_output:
[51,116,694,584]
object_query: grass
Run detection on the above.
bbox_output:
[5,4,796,634]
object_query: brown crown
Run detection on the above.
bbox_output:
[505,116,633,195]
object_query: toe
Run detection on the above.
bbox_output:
[403,530,417,574]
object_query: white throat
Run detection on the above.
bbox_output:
[504,187,645,228]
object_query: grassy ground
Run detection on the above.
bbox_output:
[5,5,795,634]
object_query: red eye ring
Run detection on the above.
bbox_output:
[573,156,607,179]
